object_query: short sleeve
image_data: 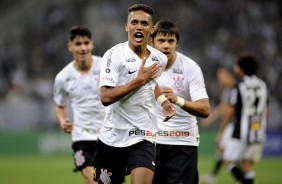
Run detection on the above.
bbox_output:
[53,75,68,106]
[99,48,121,88]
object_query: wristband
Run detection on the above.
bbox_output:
[175,96,185,107]
[157,95,167,106]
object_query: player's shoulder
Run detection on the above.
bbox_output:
[103,42,127,58]
[92,55,103,61]
[148,45,166,59]
[177,52,201,70]
[55,62,74,82]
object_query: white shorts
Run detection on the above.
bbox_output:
[220,123,233,149]
[223,138,263,162]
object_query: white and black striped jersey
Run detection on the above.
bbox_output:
[229,75,268,144]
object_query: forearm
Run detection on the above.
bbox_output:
[100,77,145,106]
[55,106,67,125]
[181,98,210,118]
[219,106,234,134]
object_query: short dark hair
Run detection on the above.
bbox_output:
[151,19,180,42]
[69,25,92,41]
[237,51,258,76]
[128,4,154,16]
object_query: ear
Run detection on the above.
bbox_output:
[91,40,94,50]
[125,23,128,32]
[150,25,155,34]
[67,42,72,52]
[149,37,154,46]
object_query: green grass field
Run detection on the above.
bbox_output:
[0,155,281,184]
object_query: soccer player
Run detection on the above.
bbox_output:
[53,25,105,184]
[93,4,176,184]
[219,51,268,184]
[200,67,235,184]
[150,19,210,184]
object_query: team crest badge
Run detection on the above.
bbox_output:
[74,150,85,166]
[100,168,112,184]
[172,76,184,91]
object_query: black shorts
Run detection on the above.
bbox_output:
[153,144,199,184]
[93,140,156,184]
[72,140,97,172]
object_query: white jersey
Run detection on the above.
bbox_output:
[99,41,167,147]
[53,55,105,142]
[156,52,209,146]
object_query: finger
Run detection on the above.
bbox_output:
[141,57,147,66]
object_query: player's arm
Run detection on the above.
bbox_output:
[100,58,161,106]
[155,83,175,122]
[161,87,210,118]
[200,102,228,127]
[55,105,73,133]
[216,104,235,144]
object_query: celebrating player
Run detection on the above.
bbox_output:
[151,19,210,184]
[53,25,105,184]
[93,4,175,184]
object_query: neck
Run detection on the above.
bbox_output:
[74,57,93,73]
[128,41,150,59]
[164,52,177,71]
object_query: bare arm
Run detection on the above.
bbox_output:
[55,105,73,133]
[218,104,235,135]
[100,58,161,106]
[162,87,210,118]
[200,102,229,127]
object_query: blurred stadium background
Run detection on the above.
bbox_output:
[0,0,281,183]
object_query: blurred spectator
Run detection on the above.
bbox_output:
[0,0,281,131]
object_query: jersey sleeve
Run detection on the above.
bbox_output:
[189,63,209,101]
[99,48,121,88]
[53,75,68,106]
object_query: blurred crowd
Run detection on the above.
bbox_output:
[0,0,281,131]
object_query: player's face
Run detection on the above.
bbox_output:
[151,33,178,63]
[125,11,153,49]
[68,36,93,67]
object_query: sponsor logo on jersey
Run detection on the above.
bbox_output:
[126,57,136,62]
[105,68,110,73]
[128,70,137,74]
[173,76,184,91]
[105,49,114,74]
[102,77,114,82]
[100,169,112,184]
[173,68,183,74]
[152,56,159,61]
[157,130,189,137]
[129,129,157,138]
[128,129,189,137]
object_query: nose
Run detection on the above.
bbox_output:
[136,23,142,30]
[163,41,170,48]
[80,44,87,50]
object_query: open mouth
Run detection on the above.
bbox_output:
[162,51,170,56]
[134,32,143,42]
